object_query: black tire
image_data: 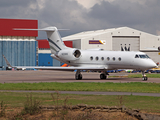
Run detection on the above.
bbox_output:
[100,73,106,79]
[145,77,148,81]
[79,74,82,80]
[142,77,148,81]
[75,74,82,80]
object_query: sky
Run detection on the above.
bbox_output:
[0,0,160,39]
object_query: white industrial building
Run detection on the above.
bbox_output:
[62,27,160,66]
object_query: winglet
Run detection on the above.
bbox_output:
[3,55,12,68]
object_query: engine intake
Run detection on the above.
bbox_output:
[73,50,81,58]
[57,48,81,61]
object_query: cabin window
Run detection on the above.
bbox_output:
[113,57,115,61]
[101,57,104,61]
[90,56,93,60]
[96,56,99,61]
[107,57,110,61]
[118,57,121,61]
[135,54,139,58]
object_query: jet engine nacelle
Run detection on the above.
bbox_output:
[57,48,81,61]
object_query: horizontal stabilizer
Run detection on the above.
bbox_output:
[13,27,69,31]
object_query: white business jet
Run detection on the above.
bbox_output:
[3,27,157,81]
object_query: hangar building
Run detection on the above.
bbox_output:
[0,18,38,70]
[62,27,160,66]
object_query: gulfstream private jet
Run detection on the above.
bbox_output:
[3,27,157,81]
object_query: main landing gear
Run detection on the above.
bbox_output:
[75,70,82,80]
[142,71,148,81]
[75,70,109,80]
[100,72,109,79]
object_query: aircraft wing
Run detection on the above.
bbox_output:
[15,66,107,71]
[3,55,107,71]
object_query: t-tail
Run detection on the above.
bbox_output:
[14,27,81,62]
[14,27,68,54]
[45,27,68,54]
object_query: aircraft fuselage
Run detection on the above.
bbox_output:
[56,50,156,71]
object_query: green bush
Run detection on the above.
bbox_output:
[0,101,7,117]
[22,94,41,115]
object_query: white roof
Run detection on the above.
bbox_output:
[62,27,160,41]
[62,27,126,41]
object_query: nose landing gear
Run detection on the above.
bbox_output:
[142,71,148,81]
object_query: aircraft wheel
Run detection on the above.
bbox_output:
[76,74,82,80]
[100,73,106,79]
[142,77,148,81]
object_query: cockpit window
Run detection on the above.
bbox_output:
[139,54,150,59]
[135,55,139,58]
[135,54,150,59]
[146,55,150,58]
[139,55,146,58]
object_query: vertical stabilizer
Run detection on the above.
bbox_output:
[14,26,68,55]
[45,27,68,54]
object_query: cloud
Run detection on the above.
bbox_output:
[75,0,102,9]
[0,0,31,7]
[88,0,160,34]
[157,30,160,36]
[0,0,160,39]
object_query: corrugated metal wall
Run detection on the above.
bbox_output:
[38,53,61,66]
[53,59,61,66]
[0,40,37,70]
[38,54,53,66]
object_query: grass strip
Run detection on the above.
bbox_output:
[128,73,160,78]
[0,82,160,93]
[0,92,160,113]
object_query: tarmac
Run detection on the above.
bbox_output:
[0,70,160,97]
[0,70,159,83]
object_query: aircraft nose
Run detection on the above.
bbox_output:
[148,62,157,68]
